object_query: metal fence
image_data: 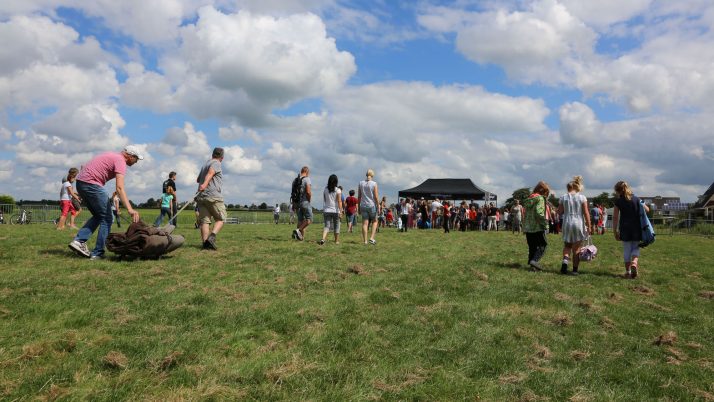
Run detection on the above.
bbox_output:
[0,204,329,226]
[661,219,714,237]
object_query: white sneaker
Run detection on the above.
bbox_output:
[69,240,90,258]
[294,229,303,241]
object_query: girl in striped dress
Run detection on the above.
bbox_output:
[557,176,592,275]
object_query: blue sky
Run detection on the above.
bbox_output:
[1,0,713,204]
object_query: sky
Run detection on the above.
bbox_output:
[1,0,713,205]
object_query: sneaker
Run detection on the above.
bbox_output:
[318,239,325,245]
[294,229,304,241]
[204,233,217,250]
[528,260,542,271]
[89,254,105,260]
[69,240,90,258]
[630,265,638,279]
[625,269,631,278]
[560,263,568,275]
[369,239,376,245]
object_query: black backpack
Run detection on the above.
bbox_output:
[290,175,304,205]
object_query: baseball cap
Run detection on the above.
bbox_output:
[124,145,144,160]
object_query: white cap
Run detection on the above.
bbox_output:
[123,145,144,160]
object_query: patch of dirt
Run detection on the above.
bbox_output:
[304,272,319,282]
[348,264,368,275]
[474,272,489,282]
[640,301,672,312]
[698,291,714,300]
[577,301,601,312]
[498,372,527,385]
[372,367,429,393]
[102,351,128,370]
[570,350,591,361]
[600,316,616,330]
[569,392,591,402]
[554,292,573,301]
[685,342,703,349]
[265,354,318,385]
[40,384,68,402]
[0,306,10,317]
[275,276,286,284]
[551,312,573,326]
[21,342,49,360]
[519,391,550,402]
[607,292,623,303]
[693,389,714,401]
[533,344,552,360]
[632,286,655,296]
[666,347,688,365]
[653,331,678,346]
[156,351,182,372]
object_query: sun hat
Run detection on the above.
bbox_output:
[124,145,144,160]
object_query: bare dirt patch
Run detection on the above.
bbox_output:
[570,350,591,361]
[102,351,128,370]
[632,286,655,296]
[554,292,573,301]
[640,301,672,312]
[156,351,182,372]
[348,264,368,275]
[653,331,678,346]
[499,372,527,385]
[551,312,573,327]
[265,354,318,385]
[698,290,714,300]
[607,292,623,303]
[600,316,615,330]
[474,271,489,282]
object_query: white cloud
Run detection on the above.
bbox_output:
[161,122,211,157]
[223,145,262,175]
[558,102,601,146]
[559,0,652,27]
[0,160,12,181]
[218,123,260,142]
[121,7,356,124]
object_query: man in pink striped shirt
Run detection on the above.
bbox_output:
[69,146,142,259]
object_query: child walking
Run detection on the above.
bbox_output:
[319,174,343,245]
[154,192,174,227]
[612,181,649,279]
[557,176,592,275]
[523,181,551,271]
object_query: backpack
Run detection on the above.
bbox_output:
[290,175,304,206]
[638,199,655,248]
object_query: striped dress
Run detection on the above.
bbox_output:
[560,192,588,243]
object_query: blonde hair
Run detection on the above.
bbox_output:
[614,181,633,200]
[533,181,551,197]
[567,175,584,192]
[366,169,374,179]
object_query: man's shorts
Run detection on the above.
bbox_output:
[361,205,377,221]
[298,201,313,223]
[347,213,357,225]
[197,197,227,224]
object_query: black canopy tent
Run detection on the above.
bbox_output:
[398,179,497,202]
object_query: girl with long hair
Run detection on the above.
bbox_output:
[557,176,592,275]
[320,174,343,245]
[612,181,649,279]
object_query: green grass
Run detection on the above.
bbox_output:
[0,223,712,401]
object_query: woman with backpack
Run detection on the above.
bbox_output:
[319,174,342,245]
[557,176,592,275]
[612,181,649,279]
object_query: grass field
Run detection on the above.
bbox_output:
[0,223,712,401]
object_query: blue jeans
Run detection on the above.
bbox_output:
[74,181,113,257]
[155,207,171,227]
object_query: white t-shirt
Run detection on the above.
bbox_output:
[60,181,72,201]
[274,205,280,214]
[431,201,443,212]
[323,187,342,213]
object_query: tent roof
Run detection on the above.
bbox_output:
[694,182,714,208]
[398,178,496,201]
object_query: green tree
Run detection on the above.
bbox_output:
[0,194,14,205]
[259,202,268,210]
[591,192,615,208]
[504,187,530,209]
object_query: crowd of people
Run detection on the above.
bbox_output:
[58,147,651,279]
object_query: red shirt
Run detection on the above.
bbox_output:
[345,196,358,215]
[443,203,451,217]
[469,209,477,220]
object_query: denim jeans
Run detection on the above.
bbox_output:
[155,207,171,227]
[74,181,113,257]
